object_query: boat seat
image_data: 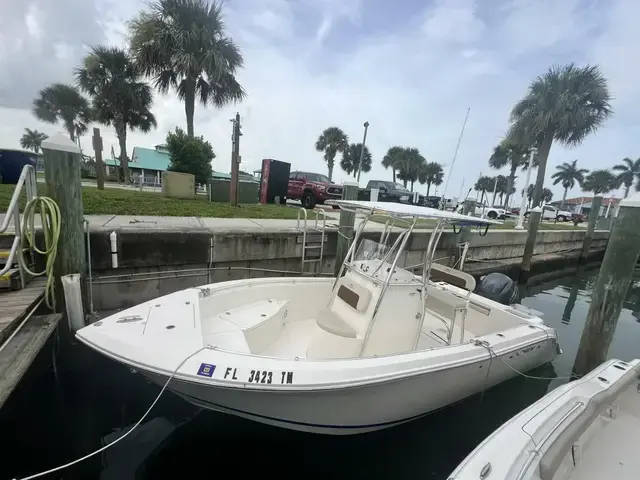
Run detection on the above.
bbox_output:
[316,309,357,338]
[430,263,476,291]
[424,293,468,320]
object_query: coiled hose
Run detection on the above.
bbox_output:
[17,196,61,311]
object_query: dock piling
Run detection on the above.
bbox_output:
[572,192,640,376]
[41,134,87,314]
[91,128,105,190]
[578,195,602,264]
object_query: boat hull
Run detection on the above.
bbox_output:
[139,336,558,435]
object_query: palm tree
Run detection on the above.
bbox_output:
[488,140,532,208]
[396,148,426,191]
[129,0,246,137]
[420,162,444,196]
[474,176,494,204]
[526,185,553,207]
[315,127,348,181]
[582,169,616,195]
[340,143,372,179]
[612,157,640,198]
[76,46,157,184]
[509,63,612,212]
[32,83,91,143]
[382,146,405,183]
[19,128,48,154]
[551,160,589,208]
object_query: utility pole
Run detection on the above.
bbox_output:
[356,121,369,183]
[573,192,640,376]
[229,113,241,206]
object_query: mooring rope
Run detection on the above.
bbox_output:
[472,338,579,382]
[13,347,208,480]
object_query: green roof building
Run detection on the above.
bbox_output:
[105,145,171,184]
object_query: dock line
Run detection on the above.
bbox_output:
[13,346,208,480]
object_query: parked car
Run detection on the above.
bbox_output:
[524,205,573,222]
[358,180,420,205]
[456,202,507,219]
[571,212,587,224]
[287,171,344,209]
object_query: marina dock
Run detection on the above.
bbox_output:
[0,277,62,408]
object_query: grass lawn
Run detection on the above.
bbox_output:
[0,183,302,219]
[370,214,585,231]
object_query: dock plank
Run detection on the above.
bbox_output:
[0,313,62,408]
[0,277,47,345]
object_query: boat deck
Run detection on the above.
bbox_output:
[567,381,640,480]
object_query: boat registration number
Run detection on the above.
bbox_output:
[248,369,294,384]
[222,367,295,384]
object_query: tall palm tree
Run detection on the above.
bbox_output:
[340,143,372,179]
[612,157,640,198]
[488,140,532,208]
[526,184,553,206]
[382,146,405,183]
[509,64,612,212]
[420,162,444,196]
[315,127,348,181]
[76,46,157,184]
[582,169,616,195]
[19,128,48,154]
[474,176,494,205]
[129,0,246,137]
[32,83,91,143]
[551,160,589,208]
[396,148,426,191]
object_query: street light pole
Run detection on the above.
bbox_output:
[515,148,537,230]
[356,121,369,183]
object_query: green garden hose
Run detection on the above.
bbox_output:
[18,196,61,310]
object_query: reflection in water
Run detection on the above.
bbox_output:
[4,269,640,480]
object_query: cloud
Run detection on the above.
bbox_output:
[1,0,638,203]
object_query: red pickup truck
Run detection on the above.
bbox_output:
[287,171,343,209]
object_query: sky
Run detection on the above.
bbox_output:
[1,0,639,203]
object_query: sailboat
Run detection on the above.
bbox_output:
[76,201,561,434]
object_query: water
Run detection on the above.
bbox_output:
[3,268,640,480]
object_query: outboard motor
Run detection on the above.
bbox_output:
[475,272,519,305]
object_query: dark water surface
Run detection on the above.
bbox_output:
[3,268,640,480]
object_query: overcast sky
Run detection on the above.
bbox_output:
[1,0,638,201]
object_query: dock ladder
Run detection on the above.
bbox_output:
[296,208,328,275]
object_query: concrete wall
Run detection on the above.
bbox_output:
[87,227,609,311]
[162,171,195,199]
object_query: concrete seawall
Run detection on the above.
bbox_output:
[85,221,609,311]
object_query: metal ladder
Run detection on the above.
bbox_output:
[296,208,327,275]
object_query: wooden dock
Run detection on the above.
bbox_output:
[0,278,62,408]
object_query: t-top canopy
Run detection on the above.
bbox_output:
[331,200,501,226]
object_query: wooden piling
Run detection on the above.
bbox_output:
[518,206,542,284]
[572,193,640,376]
[92,128,105,190]
[41,134,87,312]
[334,182,359,276]
[578,195,602,264]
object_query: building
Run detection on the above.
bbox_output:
[551,196,620,217]
[105,145,171,184]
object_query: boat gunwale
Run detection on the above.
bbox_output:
[75,332,555,392]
